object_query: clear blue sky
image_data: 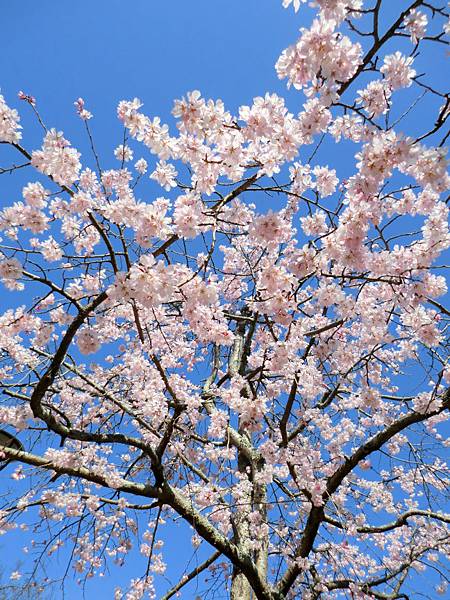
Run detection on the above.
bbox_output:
[1,1,448,598]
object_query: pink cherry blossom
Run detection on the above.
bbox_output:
[77,327,101,355]
[31,129,81,186]
[313,165,338,196]
[149,160,177,191]
[404,9,428,43]
[114,144,133,162]
[0,256,22,282]
[74,97,92,120]
[22,181,48,208]
[282,0,302,12]
[0,94,22,142]
[357,80,391,117]
[380,52,416,90]
[134,157,147,174]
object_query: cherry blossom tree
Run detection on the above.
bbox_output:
[1,1,449,598]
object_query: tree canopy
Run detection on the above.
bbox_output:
[0,1,449,598]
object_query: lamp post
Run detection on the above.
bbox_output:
[0,429,23,471]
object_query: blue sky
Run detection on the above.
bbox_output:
[1,0,449,598]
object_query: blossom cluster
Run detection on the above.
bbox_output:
[0,94,22,143]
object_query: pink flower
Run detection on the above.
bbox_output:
[173,193,204,239]
[0,256,22,281]
[74,97,92,120]
[276,18,362,95]
[77,327,101,355]
[114,144,133,162]
[22,182,48,208]
[134,197,172,246]
[301,211,328,236]
[18,90,36,106]
[134,158,147,174]
[249,211,289,245]
[282,0,302,12]
[404,9,428,43]
[357,80,391,117]
[172,90,204,135]
[290,162,312,194]
[298,98,331,143]
[22,206,49,233]
[39,237,63,262]
[150,161,177,191]
[380,52,416,90]
[313,165,338,197]
[0,94,22,143]
[31,129,81,186]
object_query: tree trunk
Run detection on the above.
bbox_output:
[230,570,252,600]
[229,310,269,600]
[229,471,269,600]
[230,435,253,600]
